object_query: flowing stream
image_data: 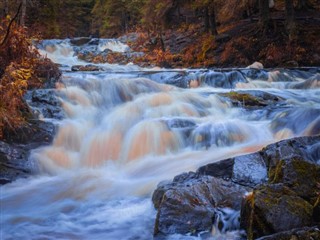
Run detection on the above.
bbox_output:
[1,39,320,240]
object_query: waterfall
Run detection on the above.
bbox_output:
[1,38,319,240]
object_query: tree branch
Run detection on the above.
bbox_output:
[0,3,22,47]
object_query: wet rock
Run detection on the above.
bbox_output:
[256,226,320,240]
[24,89,64,120]
[71,65,102,71]
[241,184,313,240]
[198,152,268,187]
[153,173,248,236]
[269,157,320,200]
[283,60,299,68]
[202,71,247,88]
[247,62,264,69]
[261,135,320,168]
[0,120,55,184]
[240,135,320,239]
[70,37,91,46]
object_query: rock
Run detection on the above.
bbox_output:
[240,135,320,239]
[71,65,102,71]
[269,157,320,200]
[0,120,55,184]
[284,60,299,68]
[198,152,268,188]
[70,37,91,46]
[256,226,320,240]
[153,173,248,236]
[241,184,313,240]
[261,135,320,169]
[247,62,264,69]
[24,89,64,120]
[203,71,247,88]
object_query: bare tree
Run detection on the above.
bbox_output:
[259,0,270,30]
[20,0,26,26]
[4,0,9,16]
[285,0,296,38]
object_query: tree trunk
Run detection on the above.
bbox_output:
[285,0,296,37]
[209,4,218,35]
[259,0,270,29]
[204,7,209,33]
[158,28,165,52]
[20,0,26,26]
[297,0,312,10]
[4,0,9,16]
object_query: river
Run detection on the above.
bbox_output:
[1,38,320,240]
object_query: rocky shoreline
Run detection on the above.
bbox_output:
[152,135,320,239]
[0,77,62,184]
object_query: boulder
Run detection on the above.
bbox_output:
[153,172,248,236]
[70,37,91,46]
[0,120,55,184]
[247,62,264,69]
[256,226,320,240]
[198,152,268,188]
[24,89,64,120]
[240,184,313,240]
[71,65,102,71]
[240,135,320,239]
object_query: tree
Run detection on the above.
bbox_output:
[285,0,296,38]
[20,0,26,26]
[297,0,313,10]
[259,0,270,31]
[194,0,218,35]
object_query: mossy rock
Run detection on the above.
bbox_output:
[221,91,267,107]
[269,157,320,200]
[240,184,313,240]
[256,226,320,240]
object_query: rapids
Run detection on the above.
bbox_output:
[1,39,320,240]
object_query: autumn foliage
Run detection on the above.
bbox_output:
[0,17,59,139]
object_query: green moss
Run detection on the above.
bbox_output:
[221,91,266,107]
[269,159,284,184]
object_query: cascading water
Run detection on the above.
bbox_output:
[1,39,320,240]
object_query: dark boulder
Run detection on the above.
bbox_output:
[240,184,313,240]
[71,65,102,71]
[198,152,268,188]
[153,172,248,236]
[240,135,320,239]
[70,37,91,46]
[24,89,64,120]
[0,120,55,184]
[256,226,320,240]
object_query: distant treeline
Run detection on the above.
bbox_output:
[0,0,319,38]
